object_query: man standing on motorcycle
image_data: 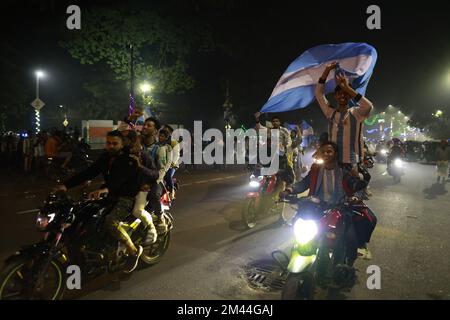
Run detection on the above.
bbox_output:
[55,130,146,273]
[315,62,373,171]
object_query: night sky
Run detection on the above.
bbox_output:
[1,0,450,132]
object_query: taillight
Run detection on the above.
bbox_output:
[161,192,170,205]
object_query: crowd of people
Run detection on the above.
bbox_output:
[0,127,85,178]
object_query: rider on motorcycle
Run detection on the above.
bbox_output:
[281,141,370,205]
[281,141,375,264]
[387,138,405,171]
[55,130,152,273]
[254,113,295,203]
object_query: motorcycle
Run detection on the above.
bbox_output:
[387,157,404,183]
[0,190,173,300]
[274,194,375,300]
[375,148,388,163]
[241,166,281,229]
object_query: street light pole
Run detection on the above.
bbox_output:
[34,71,45,133]
[36,74,39,99]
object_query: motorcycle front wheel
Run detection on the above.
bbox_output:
[281,272,315,300]
[0,257,65,300]
[242,198,258,229]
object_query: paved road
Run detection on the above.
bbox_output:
[0,161,449,300]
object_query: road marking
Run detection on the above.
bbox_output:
[16,209,40,215]
[181,174,245,187]
[194,180,212,184]
[1,174,247,196]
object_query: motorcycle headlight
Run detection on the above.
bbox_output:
[314,158,324,165]
[294,218,318,245]
[249,180,260,188]
[394,159,403,167]
[381,149,387,155]
[36,212,55,231]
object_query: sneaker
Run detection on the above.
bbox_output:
[156,216,169,234]
[144,223,158,245]
[357,246,372,260]
[124,245,143,274]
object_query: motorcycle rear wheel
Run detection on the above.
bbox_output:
[140,231,171,266]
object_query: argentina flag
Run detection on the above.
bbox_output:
[260,42,377,113]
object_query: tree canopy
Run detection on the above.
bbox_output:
[60,7,214,95]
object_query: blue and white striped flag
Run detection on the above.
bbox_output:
[260,42,377,113]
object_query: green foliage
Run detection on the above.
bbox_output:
[0,43,29,131]
[410,111,450,140]
[60,8,215,95]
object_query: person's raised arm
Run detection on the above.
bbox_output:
[315,62,338,119]
[254,111,266,131]
[335,74,373,118]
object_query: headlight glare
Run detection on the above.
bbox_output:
[294,218,318,245]
[249,180,260,188]
[394,159,403,167]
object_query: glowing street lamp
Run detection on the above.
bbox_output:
[139,82,153,94]
[139,82,153,107]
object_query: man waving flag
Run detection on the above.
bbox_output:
[260,42,377,113]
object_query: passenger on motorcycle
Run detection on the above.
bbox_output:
[117,122,160,246]
[140,117,172,234]
[162,124,180,199]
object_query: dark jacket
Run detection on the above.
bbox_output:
[64,150,141,199]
